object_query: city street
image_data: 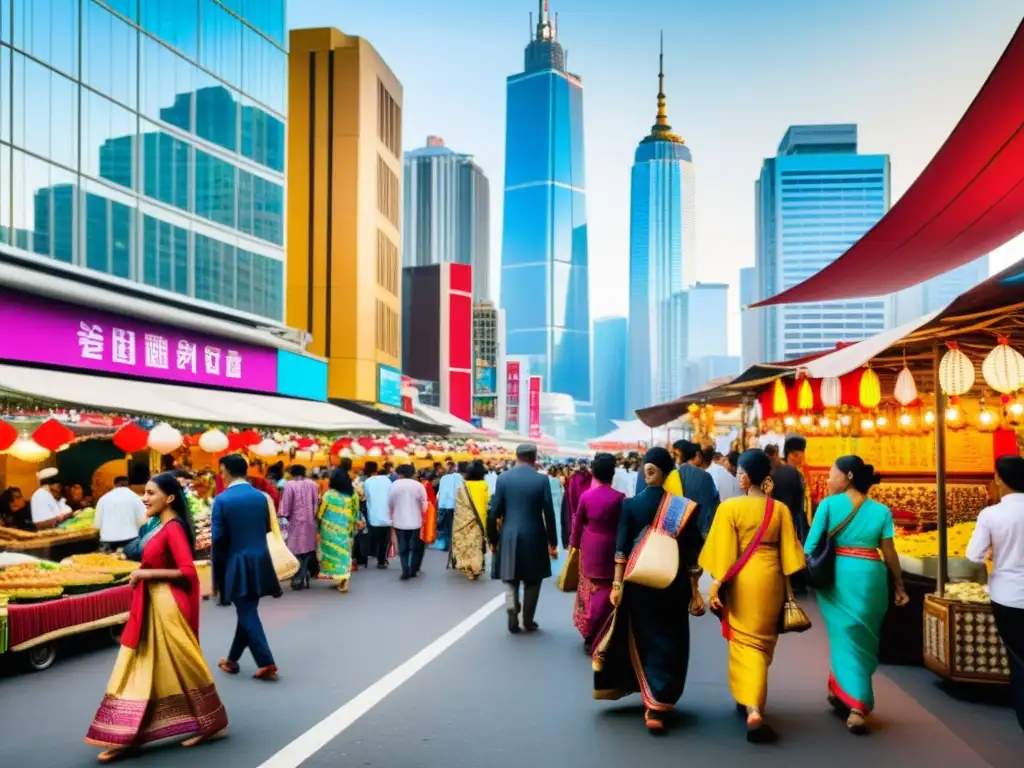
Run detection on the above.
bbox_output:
[1,549,1019,768]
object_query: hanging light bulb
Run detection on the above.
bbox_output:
[876,414,889,430]
[799,413,813,428]
[898,410,915,431]
[978,407,998,431]
[924,410,936,427]
[6,431,51,463]
[783,415,796,428]
[860,417,876,434]
[1007,399,1024,426]
[819,415,831,430]
[840,413,852,427]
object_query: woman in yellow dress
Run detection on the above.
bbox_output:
[699,449,806,743]
[450,460,489,579]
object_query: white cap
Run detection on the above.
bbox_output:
[37,467,59,482]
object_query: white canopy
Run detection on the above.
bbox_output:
[413,403,484,435]
[590,419,678,448]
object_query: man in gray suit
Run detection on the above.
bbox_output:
[488,443,558,634]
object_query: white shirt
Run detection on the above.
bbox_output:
[363,475,393,527]
[94,486,147,543]
[388,478,428,530]
[30,487,63,525]
[612,466,634,498]
[485,471,498,495]
[966,493,1024,609]
[708,463,742,502]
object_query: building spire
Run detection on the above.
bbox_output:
[536,0,554,41]
[644,32,684,144]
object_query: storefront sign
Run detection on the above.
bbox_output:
[0,290,277,392]
[528,375,542,439]
[805,432,995,475]
[505,361,521,432]
[276,350,327,401]
[377,364,403,408]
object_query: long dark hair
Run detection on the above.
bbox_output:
[329,468,354,495]
[150,472,196,553]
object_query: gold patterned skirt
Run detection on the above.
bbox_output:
[85,583,228,748]
[450,503,486,577]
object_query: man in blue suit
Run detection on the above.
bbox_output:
[212,454,282,680]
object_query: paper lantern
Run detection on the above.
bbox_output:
[0,420,18,452]
[938,343,975,399]
[198,428,230,454]
[295,436,318,451]
[250,438,282,457]
[31,418,75,452]
[772,379,789,414]
[6,431,51,463]
[113,422,150,454]
[858,368,882,410]
[368,446,383,457]
[820,377,842,409]
[147,422,183,454]
[982,337,1024,394]
[797,378,813,411]
[329,437,352,456]
[893,366,918,406]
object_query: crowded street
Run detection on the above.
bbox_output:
[1,548,1018,768]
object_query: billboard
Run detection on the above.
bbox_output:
[505,360,521,432]
[528,375,542,439]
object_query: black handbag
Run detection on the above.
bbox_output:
[806,497,864,590]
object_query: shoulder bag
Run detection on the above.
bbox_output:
[623,494,698,589]
[805,496,865,590]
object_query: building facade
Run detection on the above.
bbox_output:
[472,301,505,420]
[593,316,627,433]
[404,136,491,301]
[287,28,403,403]
[0,0,288,321]
[627,41,695,412]
[739,266,760,368]
[755,125,891,362]
[666,282,729,396]
[500,1,591,405]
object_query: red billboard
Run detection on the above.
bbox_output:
[528,375,542,439]
[505,360,520,432]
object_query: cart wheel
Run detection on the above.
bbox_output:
[27,643,57,671]
[108,624,124,644]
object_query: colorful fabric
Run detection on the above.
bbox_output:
[450,485,486,577]
[318,490,359,582]
[806,494,894,713]
[573,551,614,642]
[85,582,228,748]
[7,585,132,649]
[278,478,321,555]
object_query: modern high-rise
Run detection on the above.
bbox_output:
[739,266,761,368]
[755,125,891,362]
[893,255,990,325]
[404,136,491,301]
[287,28,404,403]
[627,39,695,412]
[500,1,590,405]
[667,283,728,395]
[472,301,506,420]
[1,0,288,321]
[593,317,627,432]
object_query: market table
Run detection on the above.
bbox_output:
[0,529,101,562]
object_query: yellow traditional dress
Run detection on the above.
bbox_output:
[698,495,806,709]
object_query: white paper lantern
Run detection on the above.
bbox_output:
[893,366,918,406]
[938,343,975,397]
[982,338,1024,394]
[198,428,230,454]
[368,446,383,457]
[147,422,183,454]
[352,443,366,456]
[820,376,842,408]
[250,438,282,458]
[6,432,51,463]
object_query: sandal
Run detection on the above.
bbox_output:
[827,693,846,714]
[182,728,228,748]
[644,709,666,734]
[217,659,239,675]
[745,708,778,743]
[254,664,279,681]
[97,749,130,763]
[846,709,868,735]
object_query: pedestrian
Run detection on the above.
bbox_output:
[94,475,147,553]
[487,443,558,635]
[85,473,228,761]
[363,461,393,568]
[451,460,488,580]
[212,454,281,681]
[772,435,811,541]
[318,467,363,593]
[591,447,702,733]
[563,459,592,537]
[807,455,909,735]
[966,454,1024,733]
[670,440,721,536]
[278,464,321,590]
[569,453,624,655]
[388,464,428,580]
[707,450,742,502]
[701,449,807,743]
[435,462,462,551]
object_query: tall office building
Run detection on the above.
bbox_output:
[626,39,695,412]
[755,125,891,362]
[666,283,729,395]
[287,28,404,403]
[500,1,590,405]
[593,317,627,432]
[472,301,505,420]
[0,0,287,320]
[739,266,761,368]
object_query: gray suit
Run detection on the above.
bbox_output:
[487,464,557,627]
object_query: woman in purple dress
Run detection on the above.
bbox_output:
[570,454,624,654]
[277,464,321,590]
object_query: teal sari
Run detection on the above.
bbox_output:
[805,494,894,713]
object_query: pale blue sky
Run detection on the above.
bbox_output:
[290,0,1024,354]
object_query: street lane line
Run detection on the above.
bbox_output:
[258,593,506,768]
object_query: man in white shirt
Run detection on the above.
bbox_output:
[612,456,635,498]
[388,464,429,580]
[94,476,147,552]
[707,454,742,502]
[30,467,75,530]
[436,464,464,551]
[966,455,1024,731]
[362,461,393,569]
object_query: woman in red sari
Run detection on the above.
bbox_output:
[85,473,228,762]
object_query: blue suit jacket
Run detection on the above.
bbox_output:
[212,482,281,605]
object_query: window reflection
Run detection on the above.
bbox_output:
[82,0,137,108]
[12,51,79,170]
[84,90,137,190]
[139,0,197,58]
[11,0,79,77]
[195,81,239,152]
[501,186,549,266]
[11,150,76,262]
[241,100,285,172]
[505,76,552,187]
[1,0,10,44]
[199,0,241,88]
[141,121,191,212]
[140,35,193,131]
[241,23,286,116]
[235,248,252,313]
[501,265,548,331]
[238,170,283,246]
[84,190,135,278]
[0,148,11,245]
[195,149,236,227]
[0,45,9,144]
[98,0,137,22]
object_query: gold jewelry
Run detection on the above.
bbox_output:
[611,582,623,591]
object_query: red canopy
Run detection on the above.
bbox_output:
[753,19,1024,307]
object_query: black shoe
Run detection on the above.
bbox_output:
[377,562,388,570]
[507,609,521,634]
[400,573,411,581]
[524,621,539,632]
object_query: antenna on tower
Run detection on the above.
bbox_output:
[529,11,533,41]
[554,12,558,40]
[659,30,664,95]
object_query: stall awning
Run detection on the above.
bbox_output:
[0,364,391,432]
[413,404,484,436]
[753,19,1024,307]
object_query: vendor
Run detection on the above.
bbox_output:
[0,487,33,531]
[94,476,147,553]
[30,468,76,529]
[64,482,92,512]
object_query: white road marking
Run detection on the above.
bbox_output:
[258,593,506,768]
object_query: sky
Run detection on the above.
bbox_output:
[290,0,1024,356]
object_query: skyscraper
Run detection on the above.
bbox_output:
[755,125,891,362]
[627,38,695,412]
[404,136,491,301]
[593,317,627,432]
[500,1,590,405]
[740,266,761,368]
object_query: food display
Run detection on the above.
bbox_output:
[194,512,212,552]
[870,482,990,527]
[58,507,96,531]
[0,527,99,553]
[944,581,990,605]
[894,522,976,559]
[0,555,139,596]
[61,553,140,575]
[924,593,1009,684]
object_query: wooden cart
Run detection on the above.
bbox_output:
[923,594,1010,684]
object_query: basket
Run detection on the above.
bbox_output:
[923,594,1010,684]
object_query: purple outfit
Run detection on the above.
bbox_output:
[569,483,624,643]
[278,478,320,556]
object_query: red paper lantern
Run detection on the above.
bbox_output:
[295,436,318,451]
[357,436,375,451]
[329,437,352,455]
[239,429,262,448]
[113,422,150,454]
[0,420,17,452]
[32,418,76,452]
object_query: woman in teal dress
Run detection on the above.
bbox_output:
[805,455,909,734]
[318,468,363,592]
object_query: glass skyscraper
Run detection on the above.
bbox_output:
[593,316,627,433]
[627,42,695,411]
[500,1,590,404]
[755,125,891,361]
[0,0,287,321]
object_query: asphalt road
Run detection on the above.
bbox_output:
[1,549,1019,767]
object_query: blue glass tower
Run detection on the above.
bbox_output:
[593,317,627,432]
[627,40,695,411]
[500,1,590,404]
